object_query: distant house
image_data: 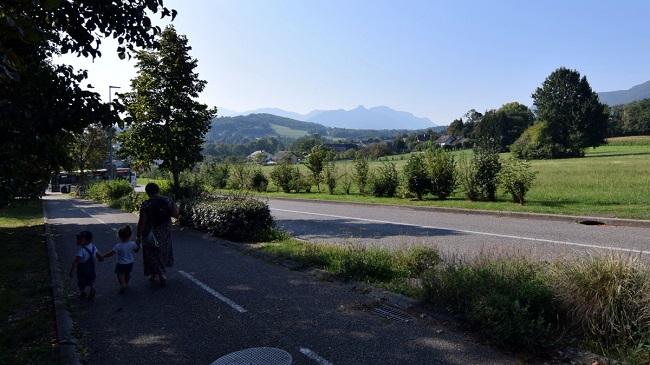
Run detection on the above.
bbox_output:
[416,134,431,142]
[271,151,299,164]
[247,150,273,164]
[450,136,466,148]
[433,135,456,147]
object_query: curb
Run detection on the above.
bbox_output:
[43,204,82,365]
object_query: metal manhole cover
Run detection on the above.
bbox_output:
[212,347,292,365]
[371,303,411,322]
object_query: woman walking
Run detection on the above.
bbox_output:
[136,183,179,286]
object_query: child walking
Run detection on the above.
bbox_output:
[101,225,140,294]
[68,230,103,300]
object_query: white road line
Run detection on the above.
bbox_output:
[300,348,333,365]
[178,271,247,313]
[272,209,649,255]
[73,205,124,232]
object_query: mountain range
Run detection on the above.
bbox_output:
[597,80,650,106]
[217,105,436,130]
[215,80,650,131]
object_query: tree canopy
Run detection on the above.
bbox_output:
[473,102,534,151]
[531,67,608,158]
[0,0,176,206]
[117,25,217,192]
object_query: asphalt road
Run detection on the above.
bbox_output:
[45,194,525,365]
[268,198,650,264]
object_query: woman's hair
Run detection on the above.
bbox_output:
[118,225,132,240]
[145,182,160,197]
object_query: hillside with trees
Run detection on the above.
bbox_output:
[207,113,445,144]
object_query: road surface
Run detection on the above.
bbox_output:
[45,194,526,365]
[268,198,650,264]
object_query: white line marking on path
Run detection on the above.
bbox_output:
[300,348,333,365]
[273,209,649,255]
[178,271,247,313]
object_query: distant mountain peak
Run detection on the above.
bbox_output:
[216,105,436,130]
[598,80,650,106]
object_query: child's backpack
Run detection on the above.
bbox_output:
[149,197,171,226]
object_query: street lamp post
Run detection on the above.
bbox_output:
[108,86,121,180]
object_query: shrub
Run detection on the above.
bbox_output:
[324,162,337,195]
[176,172,207,200]
[250,169,268,192]
[85,179,134,203]
[339,172,353,195]
[353,154,370,196]
[499,157,537,205]
[229,162,255,190]
[458,143,501,201]
[403,152,431,200]
[270,162,298,193]
[549,253,650,354]
[178,195,274,241]
[422,255,558,353]
[202,162,229,189]
[510,122,555,160]
[371,162,400,197]
[426,149,457,200]
[456,155,480,201]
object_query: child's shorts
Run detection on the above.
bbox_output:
[115,263,134,274]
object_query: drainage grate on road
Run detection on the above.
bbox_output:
[370,302,411,322]
[212,347,292,365]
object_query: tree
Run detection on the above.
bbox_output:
[304,145,332,193]
[403,153,431,200]
[118,26,217,193]
[499,102,535,147]
[532,67,608,158]
[353,154,370,196]
[474,103,534,152]
[447,118,464,137]
[499,157,537,205]
[70,123,110,194]
[0,0,176,206]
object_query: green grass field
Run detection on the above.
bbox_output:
[255,137,650,220]
[269,123,310,138]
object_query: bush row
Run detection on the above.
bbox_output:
[178,194,275,241]
[83,180,275,242]
[198,146,536,205]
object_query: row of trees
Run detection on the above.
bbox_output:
[192,144,536,206]
[450,68,609,159]
[608,98,650,137]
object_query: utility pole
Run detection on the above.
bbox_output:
[108,85,121,180]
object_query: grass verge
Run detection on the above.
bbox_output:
[258,238,650,363]
[0,200,60,364]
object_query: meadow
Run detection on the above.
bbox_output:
[251,136,650,220]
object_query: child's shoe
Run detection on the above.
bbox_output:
[78,291,87,299]
[118,286,126,294]
[87,288,96,300]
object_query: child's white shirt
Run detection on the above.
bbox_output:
[75,244,97,263]
[113,241,137,264]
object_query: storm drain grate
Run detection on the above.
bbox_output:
[211,347,292,365]
[370,303,411,322]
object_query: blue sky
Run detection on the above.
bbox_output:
[58,0,650,126]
